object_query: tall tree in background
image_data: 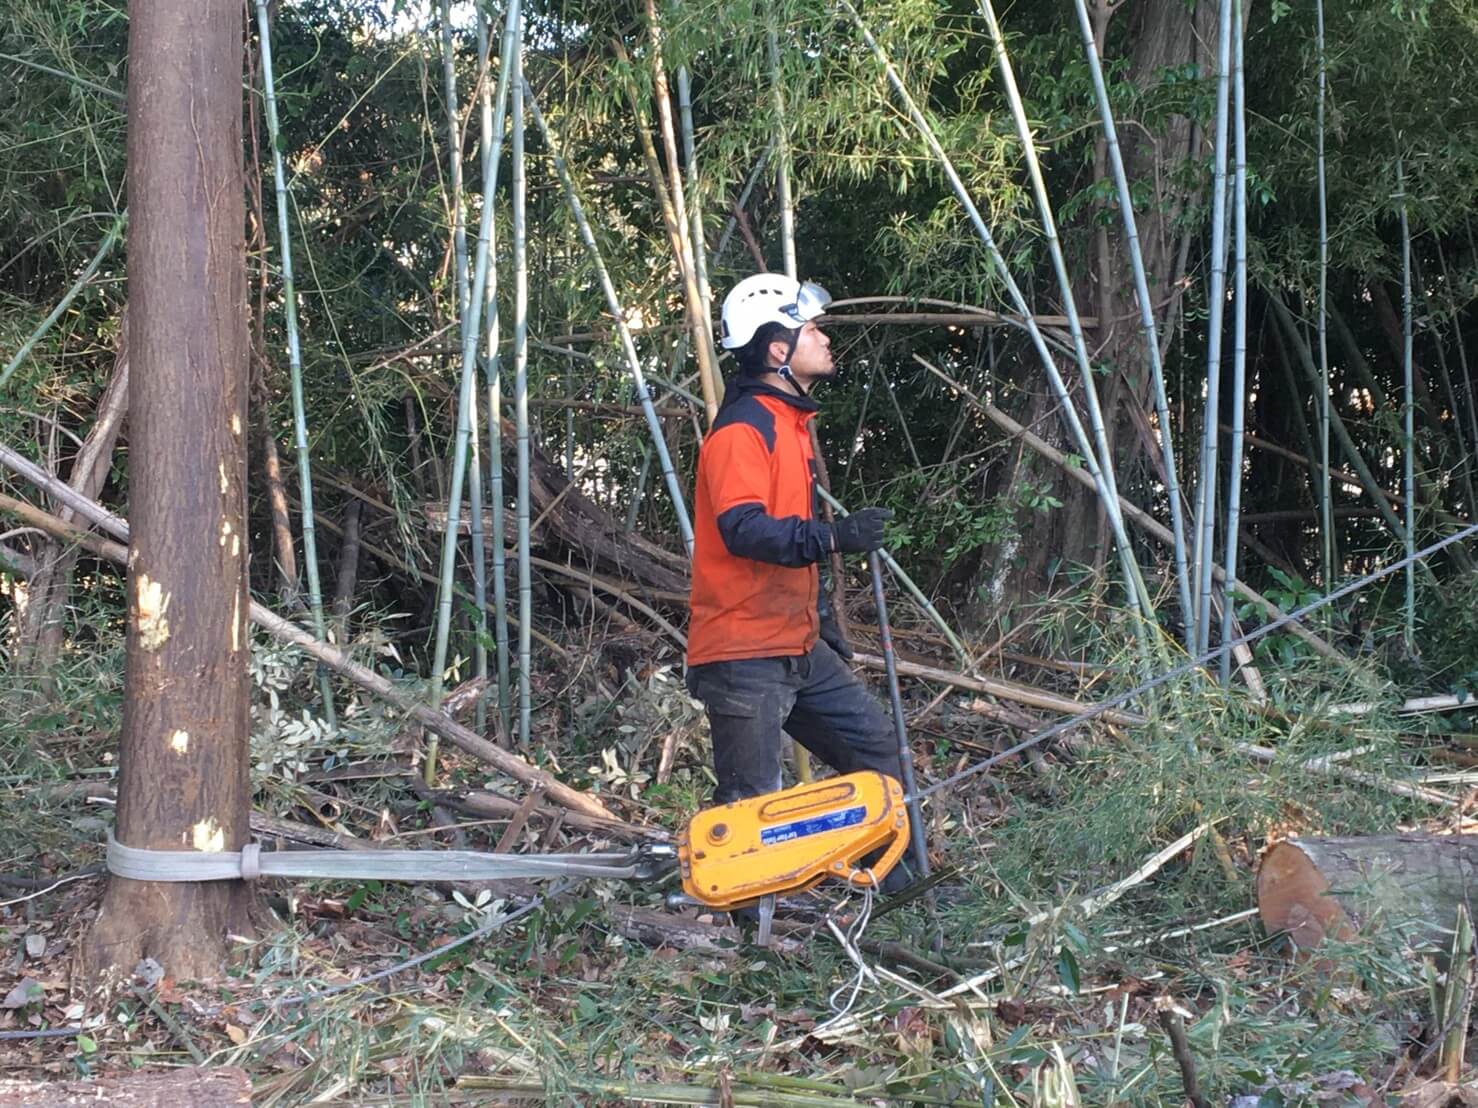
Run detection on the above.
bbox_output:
[83,0,252,980]
[997,0,1220,609]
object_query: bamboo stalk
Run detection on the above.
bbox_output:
[768,20,796,279]
[764,19,814,784]
[713,146,772,265]
[1072,0,1195,650]
[254,0,336,728]
[980,0,1152,626]
[426,0,493,776]
[1397,155,1416,645]
[1218,1,1248,686]
[512,35,532,749]
[467,13,495,739]
[0,211,125,392]
[623,443,654,532]
[482,0,520,744]
[525,86,696,556]
[839,0,1151,625]
[647,7,717,377]
[611,35,720,425]
[1193,0,1235,655]
[676,66,717,365]
[1315,0,1334,589]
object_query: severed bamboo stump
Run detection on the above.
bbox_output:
[0,1066,251,1107]
[1257,834,1478,949]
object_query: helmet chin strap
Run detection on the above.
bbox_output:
[774,330,810,397]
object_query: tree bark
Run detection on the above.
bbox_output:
[83,0,252,984]
[1257,834,1478,950]
[332,494,361,638]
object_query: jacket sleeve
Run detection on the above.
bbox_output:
[703,425,833,568]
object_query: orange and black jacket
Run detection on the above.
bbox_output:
[687,375,834,666]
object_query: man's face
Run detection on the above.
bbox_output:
[770,321,834,386]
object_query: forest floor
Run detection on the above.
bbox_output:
[3,597,1477,1106]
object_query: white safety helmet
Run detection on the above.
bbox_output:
[719,273,832,350]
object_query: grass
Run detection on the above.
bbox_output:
[1,575,1474,1105]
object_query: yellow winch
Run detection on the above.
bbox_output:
[678,770,910,910]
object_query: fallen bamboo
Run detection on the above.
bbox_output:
[428,787,655,842]
[852,650,1144,728]
[0,487,617,822]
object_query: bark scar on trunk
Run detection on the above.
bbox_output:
[135,573,171,649]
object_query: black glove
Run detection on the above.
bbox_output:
[831,508,892,555]
[819,611,853,660]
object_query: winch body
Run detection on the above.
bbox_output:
[678,771,909,909]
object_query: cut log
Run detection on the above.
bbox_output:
[1257,834,1478,949]
[0,1066,251,1107]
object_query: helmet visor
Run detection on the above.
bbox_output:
[780,281,832,325]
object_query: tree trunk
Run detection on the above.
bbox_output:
[15,313,130,683]
[332,494,361,638]
[1257,834,1478,950]
[82,0,252,984]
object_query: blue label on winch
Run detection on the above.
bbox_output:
[760,804,867,845]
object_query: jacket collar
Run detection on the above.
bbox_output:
[720,372,820,417]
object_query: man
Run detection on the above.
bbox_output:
[685,273,923,894]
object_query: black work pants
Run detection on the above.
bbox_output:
[686,642,926,892]
[686,640,903,804]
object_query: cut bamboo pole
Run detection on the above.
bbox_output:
[980,0,1151,625]
[1397,155,1416,645]
[0,211,125,392]
[1218,2,1248,686]
[254,0,336,728]
[839,0,1151,624]
[1193,0,1235,656]
[525,86,695,556]
[511,36,532,749]
[850,651,1143,727]
[1315,0,1334,589]
[1071,0,1195,651]
[482,0,519,743]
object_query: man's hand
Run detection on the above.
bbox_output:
[831,507,892,554]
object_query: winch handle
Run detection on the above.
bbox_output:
[831,815,910,890]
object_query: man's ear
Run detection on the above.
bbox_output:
[765,334,792,369]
